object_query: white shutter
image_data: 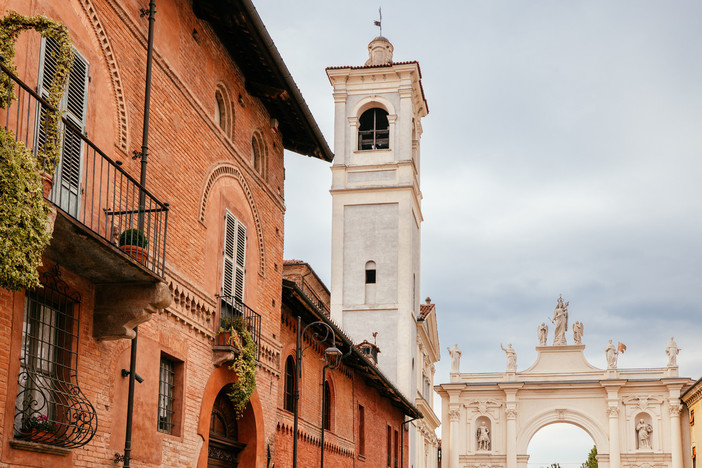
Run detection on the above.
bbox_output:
[222,211,246,303]
[36,38,89,217]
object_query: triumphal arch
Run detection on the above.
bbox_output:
[437,298,693,468]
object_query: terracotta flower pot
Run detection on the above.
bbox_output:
[40,172,53,198]
[119,245,148,265]
[29,429,53,442]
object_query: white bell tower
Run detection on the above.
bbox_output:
[326,36,428,398]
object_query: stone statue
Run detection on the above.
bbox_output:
[605,339,618,369]
[573,321,584,345]
[636,419,653,449]
[550,296,569,345]
[537,322,548,346]
[448,344,462,373]
[501,343,517,372]
[666,337,680,367]
[476,421,491,451]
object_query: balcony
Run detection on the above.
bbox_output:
[213,296,261,366]
[1,61,171,340]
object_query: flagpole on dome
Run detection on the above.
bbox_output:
[374,7,382,36]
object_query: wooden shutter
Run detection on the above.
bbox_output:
[222,211,246,303]
[36,37,89,217]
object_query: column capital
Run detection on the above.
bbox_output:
[448,408,461,422]
[669,403,683,417]
[607,406,619,417]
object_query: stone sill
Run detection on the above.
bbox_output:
[9,438,71,456]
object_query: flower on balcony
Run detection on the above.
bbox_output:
[222,318,257,419]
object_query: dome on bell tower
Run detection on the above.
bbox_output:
[364,36,394,66]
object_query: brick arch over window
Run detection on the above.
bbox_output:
[199,163,265,277]
[77,0,129,151]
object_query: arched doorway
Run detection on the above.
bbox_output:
[208,387,246,467]
[527,423,595,468]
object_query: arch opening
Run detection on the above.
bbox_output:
[527,423,596,468]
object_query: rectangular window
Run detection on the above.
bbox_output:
[158,357,175,433]
[221,210,247,328]
[358,404,365,457]
[36,37,89,217]
[691,409,695,426]
[14,270,97,448]
[387,425,392,466]
[394,429,399,468]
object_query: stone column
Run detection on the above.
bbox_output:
[449,407,461,468]
[607,406,620,468]
[506,408,518,468]
[670,402,683,468]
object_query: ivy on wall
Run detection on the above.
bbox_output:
[0,10,73,173]
[226,326,258,419]
[0,12,72,291]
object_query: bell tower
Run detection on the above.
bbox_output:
[326,36,428,397]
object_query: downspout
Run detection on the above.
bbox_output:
[400,416,421,468]
[123,1,156,466]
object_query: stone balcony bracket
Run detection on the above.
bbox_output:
[94,282,172,340]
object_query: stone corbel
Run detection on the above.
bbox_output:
[93,281,172,340]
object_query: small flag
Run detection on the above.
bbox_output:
[374,20,381,27]
[618,342,627,353]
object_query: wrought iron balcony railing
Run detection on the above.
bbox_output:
[0,61,168,276]
[216,296,261,360]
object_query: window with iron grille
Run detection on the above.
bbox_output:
[358,108,389,150]
[158,356,176,433]
[284,356,295,412]
[14,267,97,448]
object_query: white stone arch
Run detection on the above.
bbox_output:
[350,95,396,118]
[517,408,609,455]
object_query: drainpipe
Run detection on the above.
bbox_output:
[400,416,421,468]
[123,1,156,466]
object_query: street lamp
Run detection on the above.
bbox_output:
[292,316,343,468]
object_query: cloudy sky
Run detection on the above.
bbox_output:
[255,0,702,463]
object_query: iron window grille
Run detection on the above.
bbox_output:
[14,267,97,448]
[283,356,295,412]
[158,357,175,433]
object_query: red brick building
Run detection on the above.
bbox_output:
[278,261,422,468]
[0,0,331,466]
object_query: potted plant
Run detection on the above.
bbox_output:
[118,228,148,264]
[217,314,245,347]
[22,414,57,442]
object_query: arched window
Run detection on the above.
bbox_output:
[322,380,333,430]
[358,108,389,150]
[214,84,234,138]
[365,261,376,284]
[284,356,295,412]
[252,132,266,176]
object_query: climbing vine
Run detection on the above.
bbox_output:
[0,128,52,290]
[0,10,73,173]
[0,12,72,291]
[225,323,258,419]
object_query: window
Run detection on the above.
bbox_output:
[365,261,376,284]
[284,356,295,412]
[14,268,97,448]
[37,37,89,217]
[322,381,332,430]
[358,108,389,150]
[394,429,399,468]
[158,356,175,433]
[251,132,266,176]
[358,404,365,457]
[387,425,392,466]
[221,210,246,304]
[214,84,234,138]
[691,409,695,426]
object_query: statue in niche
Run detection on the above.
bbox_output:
[605,339,618,369]
[666,337,680,367]
[636,419,653,449]
[573,321,584,345]
[501,343,517,372]
[476,421,491,451]
[550,296,569,345]
[537,322,548,346]
[448,344,462,373]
